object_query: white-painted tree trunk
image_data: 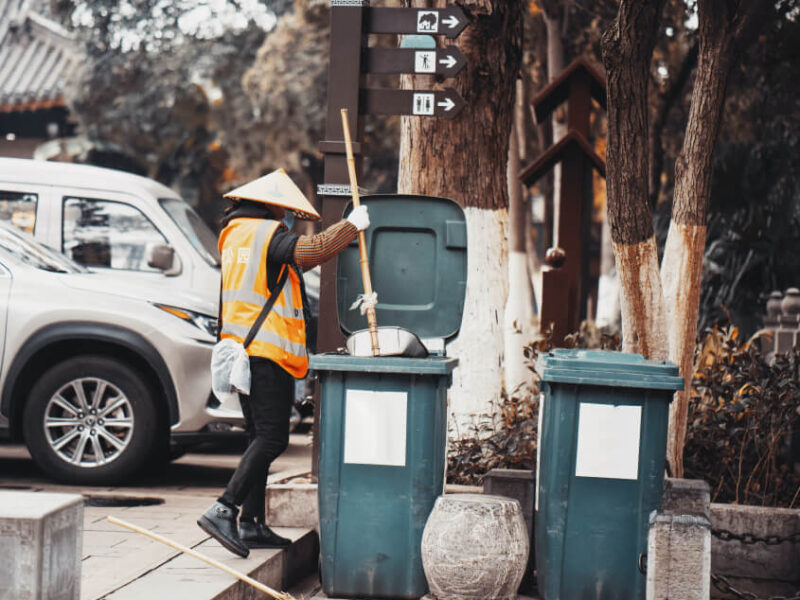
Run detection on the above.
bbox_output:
[661,221,706,477]
[596,208,621,330]
[545,9,566,249]
[504,94,536,399]
[447,207,509,437]
[504,250,535,396]
[612,237,668,361]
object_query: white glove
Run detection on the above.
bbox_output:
[347,205,370,231]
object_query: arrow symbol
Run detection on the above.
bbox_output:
[437,98,456,112]
[443,15,460,29]
[439,54,457,69]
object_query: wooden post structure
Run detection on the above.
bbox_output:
[520,57,606,344]
[316,0,370,356]
[313,1,369,477]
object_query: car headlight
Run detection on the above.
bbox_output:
[153,304,218,338]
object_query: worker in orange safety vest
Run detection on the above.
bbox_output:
[198,169,369,558]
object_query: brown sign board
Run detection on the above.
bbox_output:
[360,87,466,119]
[363,47,466,78]
[366,6,468,39]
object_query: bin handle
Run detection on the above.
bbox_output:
[638,553,647,574]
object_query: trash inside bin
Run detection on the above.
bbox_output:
[311,194,467,599]
[535,349,684,600]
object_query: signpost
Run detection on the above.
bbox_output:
[363,47,466,77]
[361,88,465,119]
[366,6,468,38]
[313,2,470,475]
[317,0,470,356]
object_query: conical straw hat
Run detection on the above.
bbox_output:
[223,169,321,221]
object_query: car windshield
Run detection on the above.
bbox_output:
[158,198,220,267]
[0,223,87,273]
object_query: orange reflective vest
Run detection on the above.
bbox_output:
[218,218,308,378]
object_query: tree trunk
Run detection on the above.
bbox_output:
[542,2,566,249]
[662,0,762,477]
[601,0,668,360]
[398,0,523,433]
[505,78,535,397]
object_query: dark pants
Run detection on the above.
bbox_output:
[220,357,293,521]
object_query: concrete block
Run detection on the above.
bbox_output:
[776,329,796,354]
[483,469,535,530]
[710,503,800,584]
[266,484,319,529]
[646,513,711,600]
[0,491,83,600]
[483,469,536,593]
[444,483,483,494]
[283,529,319,589]
[662,478,711,519]
[265,480,483,531]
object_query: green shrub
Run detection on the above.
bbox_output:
[446,323,619,486]
[684,325,800,507]
[447,321,800,508]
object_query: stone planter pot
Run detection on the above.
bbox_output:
[421,494,529,600]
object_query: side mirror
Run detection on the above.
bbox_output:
[148,244,179,274]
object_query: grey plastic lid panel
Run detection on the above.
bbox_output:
[310,353,458,375]
[539,349,685,391]
[338,194,467,341]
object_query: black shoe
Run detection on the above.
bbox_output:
[238,520,292,549]
[197,502,250,558]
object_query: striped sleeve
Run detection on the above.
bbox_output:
[293,220,358,269]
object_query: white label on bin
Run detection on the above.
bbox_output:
[535,392,544,511]
[344,390,407,467]
[575,403,641,480]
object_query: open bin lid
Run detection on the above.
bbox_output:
[337,194,467,342]
[539,349,685,391]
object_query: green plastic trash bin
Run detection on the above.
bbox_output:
[535,350,684,600]
[311,194,467,600]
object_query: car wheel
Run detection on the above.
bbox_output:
[23,356,161,485]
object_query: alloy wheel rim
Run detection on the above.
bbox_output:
[43,377,134,468]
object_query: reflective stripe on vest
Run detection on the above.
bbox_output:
[218,218,308,378]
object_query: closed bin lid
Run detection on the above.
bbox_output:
[338,194,467,341]
[539,349,685,391]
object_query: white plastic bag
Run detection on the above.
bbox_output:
[211,338,251,409]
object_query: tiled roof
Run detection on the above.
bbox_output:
[0,0,77,112]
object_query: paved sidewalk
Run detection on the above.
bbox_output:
[81,492,215,600]
[0,432,314,600]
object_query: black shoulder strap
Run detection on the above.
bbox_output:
[243,265,289,350]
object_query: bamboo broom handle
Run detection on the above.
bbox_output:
[107,516,294,600]
[340,108,380,356]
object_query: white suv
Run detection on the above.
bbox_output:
[0,158,221,310]
[0,215,242,485]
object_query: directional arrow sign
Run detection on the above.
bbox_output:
[366,6,468,39]
[360,88,466,120]
[363,47,466,78]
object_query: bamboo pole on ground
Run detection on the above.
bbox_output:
[107,516,294,600]
[340,108,380,356]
